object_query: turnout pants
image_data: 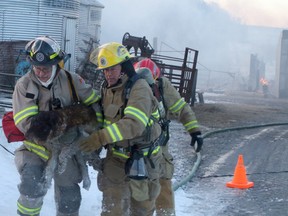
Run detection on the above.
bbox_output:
[14,145,82,216]
[156,145,176,216]
[97,150,162,216]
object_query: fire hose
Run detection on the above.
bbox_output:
[172,122,288,191]
[2,122,288,188]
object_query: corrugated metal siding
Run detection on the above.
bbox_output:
[0,0,80,18]
[41,0,80,16]
[81,0,104,8]
[0,0,80,74]
[77,4,102,73]
[0,0,39,11]
[79,5,89,34]
[0,11,3,39]
[64,18,78,72]
[1,10,63,42]
[0,0,80,15]
[0,0,80,44]
[89,7,102,26]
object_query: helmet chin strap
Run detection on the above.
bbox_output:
[37,65,57,87]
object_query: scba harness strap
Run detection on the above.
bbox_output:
[125,75,171,147]
[64,70,80,104]
[111,75,171,166]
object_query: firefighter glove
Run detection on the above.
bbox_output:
[83,149,104,172]
[190,131,203,153]
[79,131,104,152]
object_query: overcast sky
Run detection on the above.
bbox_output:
[203,0,288,28]
[97,0,286,89]
[99,0,287,44]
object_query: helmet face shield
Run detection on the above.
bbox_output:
[90,42,131,70]
[25,36,64,66]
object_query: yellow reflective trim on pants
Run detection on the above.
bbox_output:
[124,106,149,127]
[168,98,186,113]
[17,201,41,216]
[23,140,50,161]
[14,105,38,125]
[112,148,130,159]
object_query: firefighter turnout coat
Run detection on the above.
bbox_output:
[157,76,200,180]
[100,75,162,147]
[160,76,200,134]
[13,68,100,159]
[12,67,100,216]
[155,76,201,214]
[97,74,163,216]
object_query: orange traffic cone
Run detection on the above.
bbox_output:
[226,154,254,189]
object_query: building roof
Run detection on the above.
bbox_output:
[80,0,104,8]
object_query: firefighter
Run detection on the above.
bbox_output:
[12,36,100,216]
[134,58,203,216]
[80,42,164,216]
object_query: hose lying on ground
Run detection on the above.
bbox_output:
[1,121,288,190]
[172,122,288,191]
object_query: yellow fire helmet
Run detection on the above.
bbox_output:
[90,42,131,70]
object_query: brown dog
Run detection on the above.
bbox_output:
[26,103,102,190]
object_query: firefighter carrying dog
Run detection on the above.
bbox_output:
[12,36,101,216]
[80,42,165,216]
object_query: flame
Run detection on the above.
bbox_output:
[260,78,268,86]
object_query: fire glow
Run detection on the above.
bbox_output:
[260,78,268,86]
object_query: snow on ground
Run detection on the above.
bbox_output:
[0,114,215,216]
